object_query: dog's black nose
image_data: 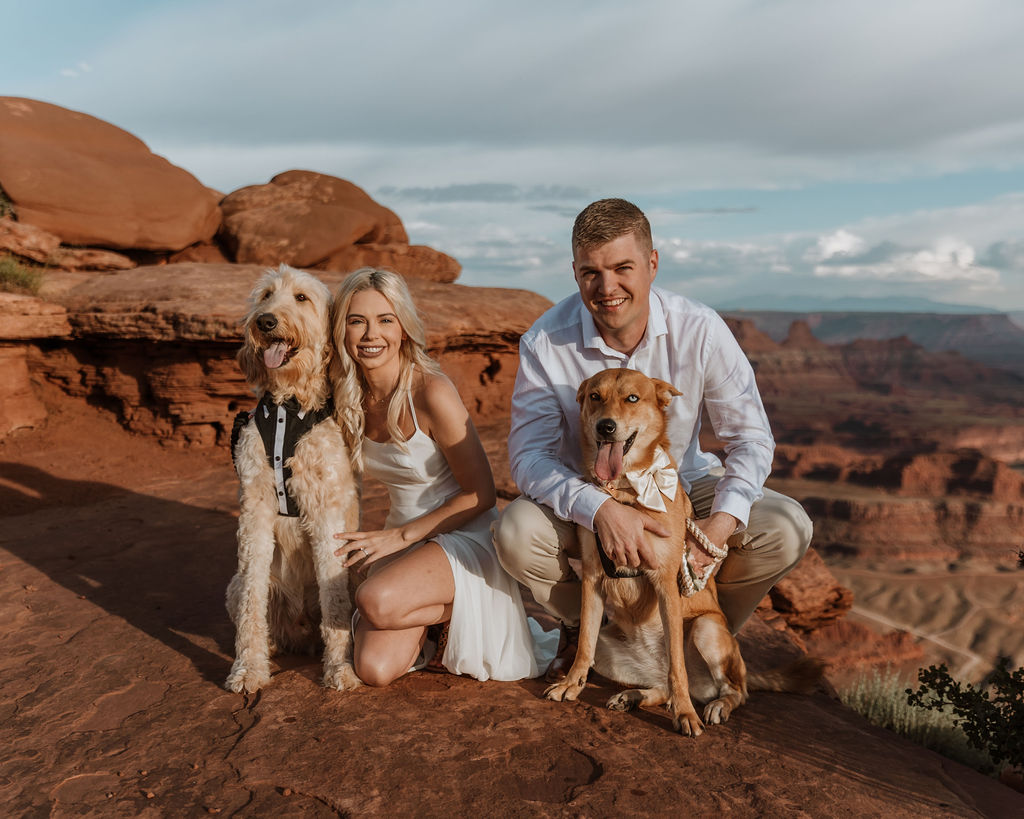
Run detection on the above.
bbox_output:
[596,418,616,437]
[256,313,278,332]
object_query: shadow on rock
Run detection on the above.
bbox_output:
[1,460,239,683]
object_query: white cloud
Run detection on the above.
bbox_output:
[813,229,867,261]
[814,238,999,284]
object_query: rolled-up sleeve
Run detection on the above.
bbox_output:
[508,337,608,529]
[700,314,775,530]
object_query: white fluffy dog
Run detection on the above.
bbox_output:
[226,265,360,693]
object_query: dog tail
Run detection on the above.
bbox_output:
[746,656,827,694]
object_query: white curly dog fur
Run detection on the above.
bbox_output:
[225,265,361,694]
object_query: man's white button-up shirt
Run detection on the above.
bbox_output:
[508,286,774,532]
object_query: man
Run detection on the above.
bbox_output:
[492,198,812,676]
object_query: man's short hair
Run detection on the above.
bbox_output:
[572,198,653,255]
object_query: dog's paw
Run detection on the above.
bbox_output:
[672,710,705,737]
[225,661,271,694]
[544,675,586,702]
[322,661,362,691]
[703,698,733,725]
[606,689,645,712]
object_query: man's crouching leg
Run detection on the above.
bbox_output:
[713,489,813,634]
[492,497,582,627]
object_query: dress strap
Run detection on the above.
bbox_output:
[407,390,422,433]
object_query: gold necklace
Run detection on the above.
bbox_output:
[365,385,396,408]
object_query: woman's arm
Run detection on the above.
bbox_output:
[335,371,496,568]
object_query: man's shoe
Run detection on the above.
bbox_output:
[544,623,580,683]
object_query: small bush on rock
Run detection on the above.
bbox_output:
[907,658,1024,773]
[0,254,42,295]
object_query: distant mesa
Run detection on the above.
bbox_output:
[0,97,459,282]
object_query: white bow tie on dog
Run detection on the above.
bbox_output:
[620,448,678,512]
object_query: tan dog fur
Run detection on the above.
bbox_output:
[225,265,361,694]
[545,367,819,735]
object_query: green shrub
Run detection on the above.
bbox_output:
[907,658,1024,773]
[840,667,991,771]
[0,254,42,295]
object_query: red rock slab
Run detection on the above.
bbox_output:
[28,265,549,445]
[0,97,221,251]
[0,292,71,339]
[43,264,548,345]
[1,394,1019,817]
[50,247,136,272]
[0,216,61,263]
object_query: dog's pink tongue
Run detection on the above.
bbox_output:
[595,441,625,483]
[263,342,289,369]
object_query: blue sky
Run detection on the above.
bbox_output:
[5,0,1024,310]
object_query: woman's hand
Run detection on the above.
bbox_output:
[334,528,412,569]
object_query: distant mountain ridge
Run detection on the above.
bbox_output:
[720,309,1024,377]
[715,294,1001,314]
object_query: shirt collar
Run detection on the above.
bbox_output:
[579,288,668,358]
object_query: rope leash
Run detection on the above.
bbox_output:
[678,518,729,597]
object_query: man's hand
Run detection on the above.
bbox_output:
[687,512,739,575]
[593,498,670,569]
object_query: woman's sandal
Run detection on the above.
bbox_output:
[424,622,449,672]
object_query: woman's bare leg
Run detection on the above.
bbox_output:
[353,542,455,686]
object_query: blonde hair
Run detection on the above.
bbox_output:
[572,198,653,256]
[330,268,441,466]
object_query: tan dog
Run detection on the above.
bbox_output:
[226,265,360,694]
[545,367,820,735]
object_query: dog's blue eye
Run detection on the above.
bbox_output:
[626,394,639,403]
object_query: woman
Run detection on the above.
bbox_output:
[331,268,554,686]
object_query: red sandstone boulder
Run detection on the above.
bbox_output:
[221,199,379,267]
[0,98,221,251]
[768,548,854,631]
[320,242,461,283]
[218,171,459,281]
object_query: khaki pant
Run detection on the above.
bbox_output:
[492,471,812,633]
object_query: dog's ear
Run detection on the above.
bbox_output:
[576,379,591,406]
[651,378,682,408]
